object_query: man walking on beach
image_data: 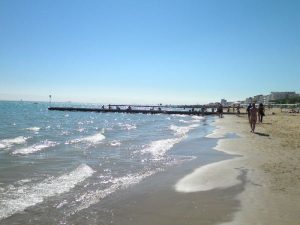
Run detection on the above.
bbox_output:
[258,103,265,123]
[250,103,258,133]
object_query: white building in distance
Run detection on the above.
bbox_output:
[269,92,298,102]
[221,99,228,106]
[245,92,299,104]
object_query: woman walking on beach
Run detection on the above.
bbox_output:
[258,103,265,123]
[250,103,258,133]
[246,103,252,122]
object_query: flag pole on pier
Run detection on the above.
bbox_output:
[49,95,52,106]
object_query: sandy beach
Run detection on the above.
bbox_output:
[200,109,300,225]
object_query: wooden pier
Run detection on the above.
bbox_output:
[48,106,246,116]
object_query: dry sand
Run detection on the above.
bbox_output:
[200,109,300,225]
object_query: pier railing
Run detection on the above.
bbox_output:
[48,106,246,116]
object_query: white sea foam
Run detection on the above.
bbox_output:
[110,140,121,146]
[191,115,204,121]
[175,159,241,193]
[69,170,156,215]
[26,127,40,132]
[170,124,199,137]
[118,123,137,130]
[81,133,105,144]
[178,116,203,124]
[0,136,27,149]
[15,179,33,185]
[0,164,94,220]
[179,119,189,123]
[61,131,70,136]
[141,138,180,159]
[142,123,200,159]
[12,140,58,155]
[56,200,68,209]
[67,133,105,145]
[172,114,188,118]
[77,128,85,133]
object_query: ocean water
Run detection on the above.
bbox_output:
[0,101,216,224]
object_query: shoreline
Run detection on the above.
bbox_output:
[61,118,243,225]
[2,111,299,225]
[1,116,240,225]
[200,111,300,225]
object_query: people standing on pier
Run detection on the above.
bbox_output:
[201,106,206,116]
[217,103,223,118]
[249,103,258,133]
[258,103,265,123]
[237,104,241,114]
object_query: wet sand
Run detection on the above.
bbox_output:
[66,127,244,225]
[103,165,246,225]
[205,109,300,225]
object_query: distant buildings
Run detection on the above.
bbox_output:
[244,92,299,104]
[221,99,228,106]
[218,99,237,106]
[219,92,299,106]
[269,92,298,101]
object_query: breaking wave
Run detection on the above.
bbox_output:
[66,133,106,145]
[0,164,94,220]
[0,136,28,150]
[26,127,40,132]
[142,123,200,160]
[12,140,58,155]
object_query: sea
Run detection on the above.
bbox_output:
[0,101,223,225]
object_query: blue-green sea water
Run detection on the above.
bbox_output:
[0,101,217,224]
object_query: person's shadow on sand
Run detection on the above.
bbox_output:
[254,132,270,137]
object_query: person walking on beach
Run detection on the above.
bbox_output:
[258,103,265,123]
[246,103,252,122]
[250,103,258,133]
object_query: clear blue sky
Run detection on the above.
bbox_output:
[0,0,299,104]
